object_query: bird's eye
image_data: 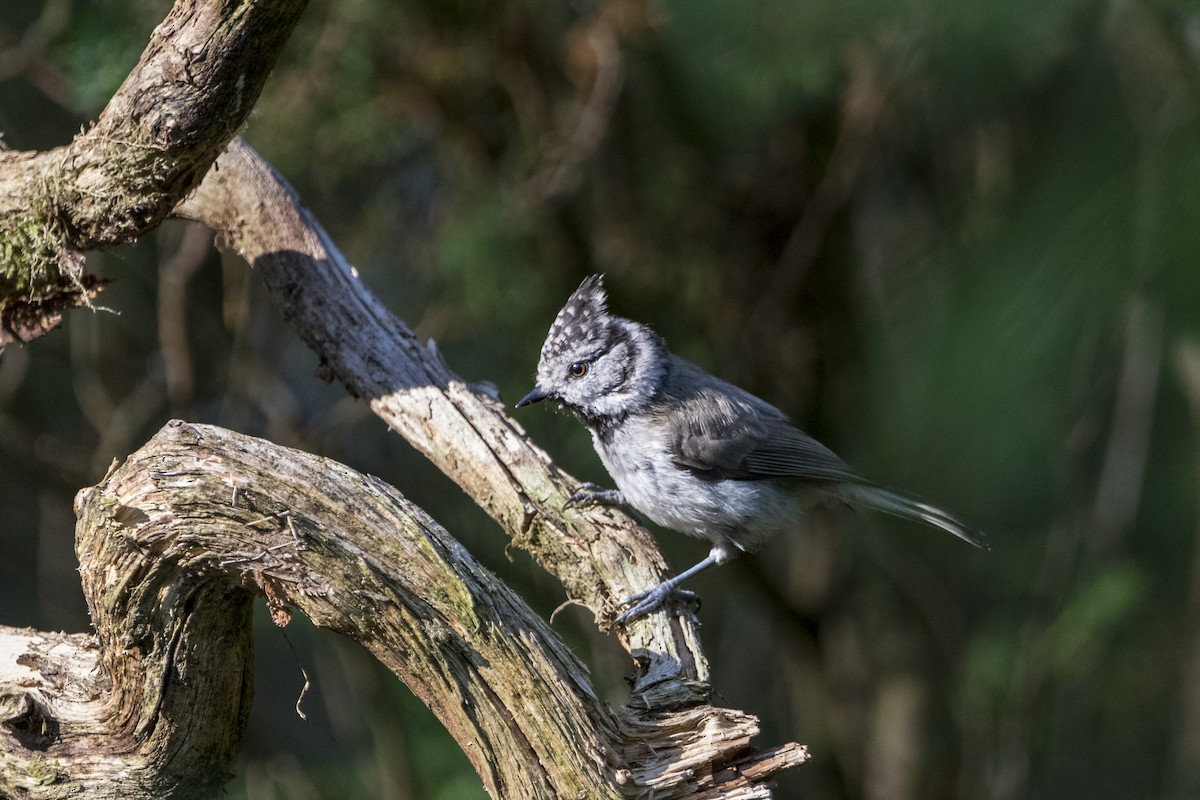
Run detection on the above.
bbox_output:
[568,361,589,378]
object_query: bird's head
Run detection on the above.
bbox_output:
[517,275,666,425]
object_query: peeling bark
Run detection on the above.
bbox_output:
[1,422,807,798]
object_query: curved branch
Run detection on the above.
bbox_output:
[1,423,807,798]
[3,421,623,799]
[0,0,306,339]
[174,137,809,796]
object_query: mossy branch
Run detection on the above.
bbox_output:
[0,0,307,341]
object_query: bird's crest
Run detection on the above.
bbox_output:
[543,275,609,359]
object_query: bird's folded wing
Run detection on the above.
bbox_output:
[665,386,862,483]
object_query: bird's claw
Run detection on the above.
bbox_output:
[567,482,627,508]
[615,583,701,625]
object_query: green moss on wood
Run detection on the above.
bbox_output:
[0,208,68,298]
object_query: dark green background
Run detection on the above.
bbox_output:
[2,0,1199,797]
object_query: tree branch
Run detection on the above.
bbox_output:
[0,0,307,341]
[1,421,807,798]
[3,421,621,799]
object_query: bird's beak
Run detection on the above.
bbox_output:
[515,386,551,408]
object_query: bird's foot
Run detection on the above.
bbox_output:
[615,582,701,625]
[567,482,627,508]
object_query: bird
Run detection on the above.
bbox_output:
[516,275,986,623]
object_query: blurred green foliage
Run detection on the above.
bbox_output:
[3,0,1200,797]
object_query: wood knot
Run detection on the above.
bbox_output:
[2,692,59,750]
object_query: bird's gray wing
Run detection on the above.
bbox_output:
[655,360,987,548]
[661,379,863,484]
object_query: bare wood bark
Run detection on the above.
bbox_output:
[3,421,619,799]
[0,0,306,343]
[1,421,807,798]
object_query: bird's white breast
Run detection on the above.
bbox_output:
[591,416,801,553]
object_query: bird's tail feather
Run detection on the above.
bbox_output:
[837,484,989,550]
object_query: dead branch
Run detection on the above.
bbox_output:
[0,0,307,341]
[4,421,621,798]
[0,421,807,798]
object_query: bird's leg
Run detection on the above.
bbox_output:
[567,481,627,508]
[615,550,725,624]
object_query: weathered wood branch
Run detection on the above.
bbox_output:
[3,421,619,799]
[0,0,306,343]
[0,422,807,798]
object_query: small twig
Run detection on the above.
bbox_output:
[549,597,595,624]
[281,629,312,721]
